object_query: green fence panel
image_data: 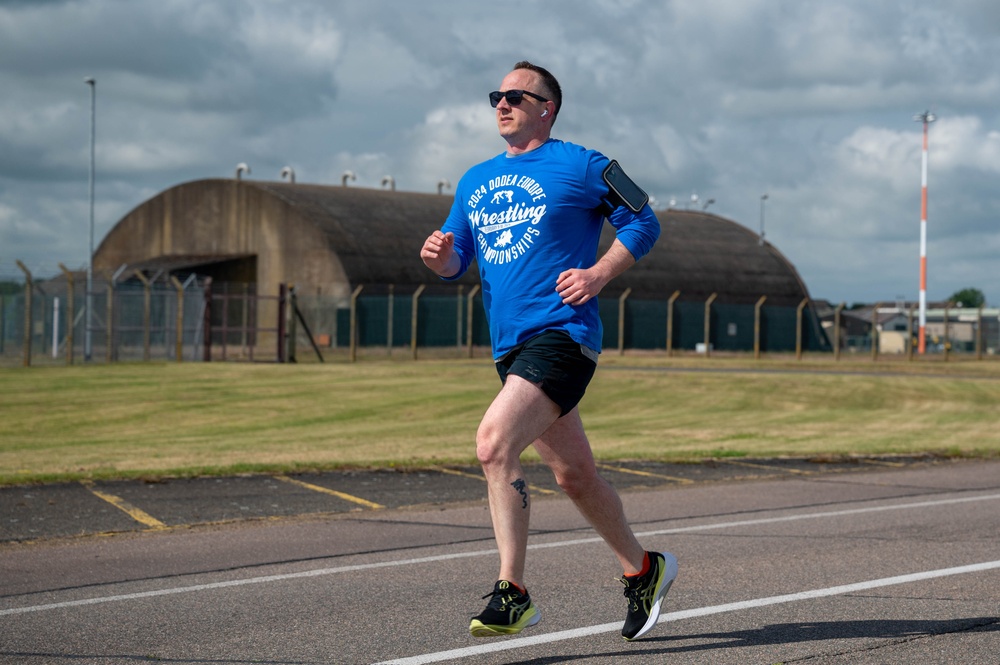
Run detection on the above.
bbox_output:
[626,299,667,349]
[673,301,705,350]
[357,295,390,346]
[762,305,796,352]
[470,294,491,348]
[598,299,618,350]
[711,303,757,352]
[415,295,462,347]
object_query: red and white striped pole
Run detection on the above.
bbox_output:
[915,110,936,355]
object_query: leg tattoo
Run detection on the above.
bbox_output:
[511,478,528,509]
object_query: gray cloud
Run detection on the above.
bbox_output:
[1,0,998,305]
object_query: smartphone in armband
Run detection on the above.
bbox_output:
[602,160,649,214]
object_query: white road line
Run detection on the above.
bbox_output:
[373,559,1000,665]
[2,492,998,618]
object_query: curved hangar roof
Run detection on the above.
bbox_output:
[95,179,812,306]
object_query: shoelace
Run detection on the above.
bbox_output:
[619,575,648,610]
[482,587,518,610]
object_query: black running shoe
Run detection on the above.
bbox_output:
[469,580,541,637]
[620,551,678,640]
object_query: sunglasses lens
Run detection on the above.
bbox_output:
[489,90,526,107]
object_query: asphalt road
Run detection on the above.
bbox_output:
[1,457,998,664]
[0,455,954,543]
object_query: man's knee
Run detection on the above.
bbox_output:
[553,464,602,499]
[476,420,509,469]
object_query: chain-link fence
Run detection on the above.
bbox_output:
[3,271,998,366]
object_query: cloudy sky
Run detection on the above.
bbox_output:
[1,0,998,306]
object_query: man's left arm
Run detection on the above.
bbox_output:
[556,238,638,305]
[556,202,660,305]
[556,153,661,306]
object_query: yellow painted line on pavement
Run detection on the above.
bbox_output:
[723,460,813,475]
[596,463,694,484]
[79,480,167,529]
[859,458,907,468]
[438,467,559,496]
[274,475,385,509]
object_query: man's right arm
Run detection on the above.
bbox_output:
[420,230,461,278]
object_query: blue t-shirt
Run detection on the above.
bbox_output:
[442,138,660,360]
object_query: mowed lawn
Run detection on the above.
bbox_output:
[1,355,999,484]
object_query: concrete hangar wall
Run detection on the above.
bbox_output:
[95,178,815,310]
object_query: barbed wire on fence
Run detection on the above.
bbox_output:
[1,265,998,366]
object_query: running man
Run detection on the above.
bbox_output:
[420,60,677,641]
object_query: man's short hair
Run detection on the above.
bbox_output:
[513,60,562,121]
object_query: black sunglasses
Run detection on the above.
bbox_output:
[489,89,549,108]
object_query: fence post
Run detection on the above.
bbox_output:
[170,276,184,362]
[133,271,152,361]
[58,264,75,365]
[834,302,845,361]
[870,302,882,362]
[618,288,632,355]
[52,296,60,359]
[59,263,76,365]
[241,283,250,356]
[467,284,480,358]
[796,298,808,361]
[943,303,951,362]
[906,304,915,362]
[203,277,214,362]
[219,283,230,361]
[703,293,717,358]
[754,296,767,359]
[457,285,464,350]
[349,284,363,362]
[246,282,257,361]
[106,274,117,363]
[287,285,298,363]
[666,290,680,357]
[276,283,287,363]
[976,305,984,361]
[411,284,426,360]
[16,261,32,367]
[387,284,394,356]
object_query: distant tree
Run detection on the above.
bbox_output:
[948,287,986,308]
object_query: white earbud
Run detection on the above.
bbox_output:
[541,109,549,118]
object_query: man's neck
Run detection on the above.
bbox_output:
[505,135,550,156]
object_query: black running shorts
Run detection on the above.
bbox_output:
[495,330,598,416]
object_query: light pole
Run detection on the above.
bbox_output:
[84,77,96,361]
[759,194,768,246]
[914,110,936,354]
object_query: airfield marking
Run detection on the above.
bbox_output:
[274,475,385,510]
[596,462,695,484]
[723,459,813,475]
[79,480,166,529]
[860,458,907,468]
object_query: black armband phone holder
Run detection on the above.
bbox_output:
[601,160,649,214]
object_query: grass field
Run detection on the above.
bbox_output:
[1,354,998,485]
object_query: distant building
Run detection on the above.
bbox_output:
[92,178,828,352]
[819,302,999,354]
[95,178,817,307]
